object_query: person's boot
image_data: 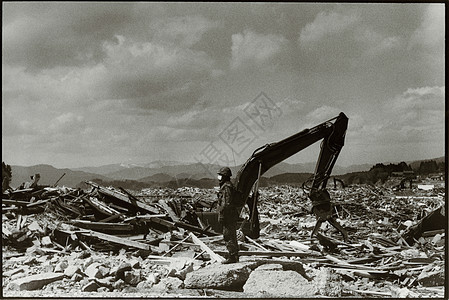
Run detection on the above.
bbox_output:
[222,254,239,264]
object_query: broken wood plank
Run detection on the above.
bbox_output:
[214,250,315,258]
[98,214,124,223]
[175,220,219,236]
[71,220,134,233]
[2,199,31,206]
[346,256,382,265]
[26,199,51,208]
[84,196,122,217]
[79,230,151,251]
[149,217,218,236]
[351,289,391,296]
[245,236,268,251]
[288,240,322,256]
[123,214,167,222]
[158,199,180,222]
[162,235,191,257]
[422,229,445,237]
[189,232,224,263]
[85,181,159,214]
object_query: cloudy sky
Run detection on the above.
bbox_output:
[2,2,445,169]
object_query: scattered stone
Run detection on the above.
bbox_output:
[124,271,141,286]
[151,277,184,292]
[64,265,82,278]
[54,260,68,273]
[71,273,83,282]
[175,261,194,280]
[94,277,114,290]
[113,262,132,280]
[81,281,99,292]
[85,262,103,279]
[97,286,110,292]
[122,286,139,293]
[10,271,28,281]
[147,272,160,285]
[27,221,44,233]
[8,272,65,291]
[184,262,258,290]
[83,257,94,270]
[77,250,91,260]
[112,279,126,290]
[311,268,342,297]
[25,246,46,256]
[417,270,445,286]
[254,263,283,271]
[130,258,141,269]
[41,236,52,247]
[391,287,419,298]
[243,270,314,297]
[136,280,154,290]
[98,266,110,278]
[3,268,25,277]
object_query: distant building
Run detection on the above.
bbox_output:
[418,184,434,191]
[428,173,444,181]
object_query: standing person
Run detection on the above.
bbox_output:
[217,167,239,264]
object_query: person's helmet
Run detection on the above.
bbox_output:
[217,167,232,177]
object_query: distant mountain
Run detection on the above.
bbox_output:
[73,160,187,175]
[72,164,129,175]
[8,156,443,190]
[9,164,111,189]
[105,163,226,180]
[139,173,175,183]
[259,161,372,176]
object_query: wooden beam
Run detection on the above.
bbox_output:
[85,181,159,214]
[214,250,312,258]
[123,214,167,222]
[189,232,224,263]
[149,216,219,236]
[158,199,180,222]
[2,199,31,206]
[71,220,134,232]
[83,196,122,216]
[79,230,151,251]
[245,236,268,251]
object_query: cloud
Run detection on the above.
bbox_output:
[91,36,217,111]
[152,15,221,47]
[299,11,359,46]
[230,30,288,69]
[304,105,342,125]
[373,86,445,144]
[2,3,135,70]
[409,4,445,49]
[356,29,402,58]
[390,86,445,113]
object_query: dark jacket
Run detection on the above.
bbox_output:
[217,181,238,223]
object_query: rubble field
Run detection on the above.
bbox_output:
[2,179,446,298]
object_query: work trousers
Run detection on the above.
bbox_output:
[222,221,238,256]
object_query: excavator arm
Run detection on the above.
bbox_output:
[234,112,349,240]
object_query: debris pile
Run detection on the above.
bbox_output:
[2,177,446,298]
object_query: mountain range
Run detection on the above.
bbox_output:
[8,156,444,189]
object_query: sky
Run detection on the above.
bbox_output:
[2,2,446,169]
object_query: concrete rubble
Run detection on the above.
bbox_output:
[2,173,446,298]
